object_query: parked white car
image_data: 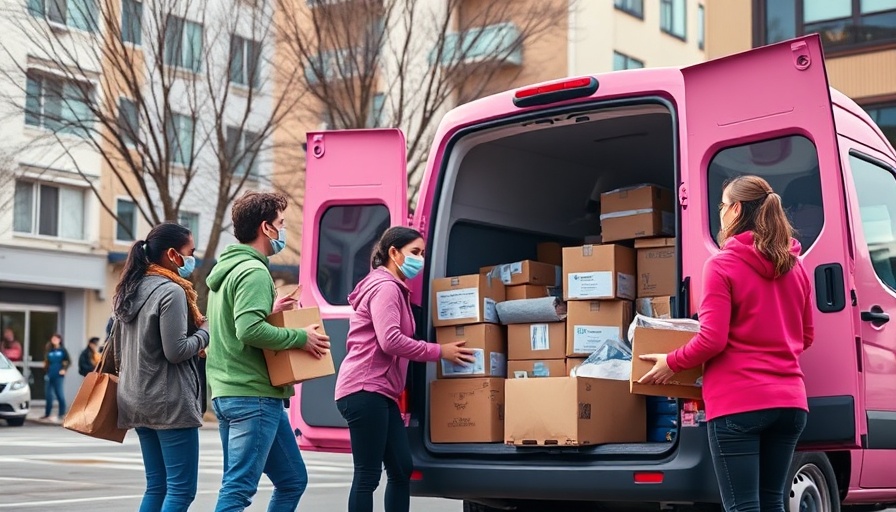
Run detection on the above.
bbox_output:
[0,353,30,426]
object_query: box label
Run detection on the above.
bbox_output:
[617,273,635,300]
[436,288,479,321]
[441,348,485,376]
[572,325,622,354]
[567,271,612,299]
[483,298,498,323]
[498,262,524,285]
[530,324,551,351]
[490,353,507,376]
[532,361,551,377]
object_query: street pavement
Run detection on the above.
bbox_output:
[0,417,460,511]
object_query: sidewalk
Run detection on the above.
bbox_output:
[27,400,220,429]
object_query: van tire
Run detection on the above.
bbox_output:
[788,452,840,512]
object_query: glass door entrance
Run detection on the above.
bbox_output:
[0,306,60,399]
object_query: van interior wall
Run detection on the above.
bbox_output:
[446,108,675,273]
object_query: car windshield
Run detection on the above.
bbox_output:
[0,354,13,370]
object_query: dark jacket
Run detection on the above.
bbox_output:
[116,276,209,430]
[78,347,97,376]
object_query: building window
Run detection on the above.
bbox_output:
[661,0,687,39]
[759,0,896,50]
[698,4,705,50]
[865,103,896,149]
[613,51,644,70]
[226,127,260,178]
[118,98,138,147]
[178,211,199,245]
[229,35,261,88]
[25,71,94,137]
[13,180,85,240]
[27,0,98,32]
[116,198,137,241]
[614,0,644,18]
[164,15,203,72]
[435,22,524,67]
[366,93,385,128]
[165,114,194,165]
[121,0,142,44]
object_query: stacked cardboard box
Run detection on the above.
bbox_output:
[600,184,674,243]
[635,237,676,319]
[430,274,507,443]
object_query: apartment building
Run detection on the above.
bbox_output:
[707,0,896,148]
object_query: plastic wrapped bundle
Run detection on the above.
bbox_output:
[495,297,567,325]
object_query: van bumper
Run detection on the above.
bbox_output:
[409,424,720,504]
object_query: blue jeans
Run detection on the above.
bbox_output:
[212,397,308,512]
[135,427,199,512]
[44,375,66,416]
[708,408,808,512]
[336,391,412,512]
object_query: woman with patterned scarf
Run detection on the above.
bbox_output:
[113,222,210,512]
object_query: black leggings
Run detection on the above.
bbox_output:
[336,391,412,512]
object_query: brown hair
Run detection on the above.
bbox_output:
[720,175,796,277]
[232,191,288,243]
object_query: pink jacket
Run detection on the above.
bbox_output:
[667,232,814,421]
[335,268,441,403]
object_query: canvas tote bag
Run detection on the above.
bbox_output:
[63,322,128,443]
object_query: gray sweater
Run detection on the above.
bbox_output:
[116,276,209,430]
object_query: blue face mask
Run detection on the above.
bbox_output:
[268,226,286,255]
[176,254,196,278]
[398,254,424,280]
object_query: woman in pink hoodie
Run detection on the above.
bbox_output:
[640,175,814,512]
[335,226,474,512]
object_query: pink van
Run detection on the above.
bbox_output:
[293,34,896,511]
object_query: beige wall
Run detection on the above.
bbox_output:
[704,0,752,60]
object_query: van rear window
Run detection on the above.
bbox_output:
[316,205,390,305]
[707,135,823,252]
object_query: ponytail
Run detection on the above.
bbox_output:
[753,193,796,277]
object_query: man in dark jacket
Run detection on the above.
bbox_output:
[78,337,100,376]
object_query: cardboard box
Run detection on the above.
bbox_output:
[630,326,702,400]
[562,245,635,300]
[600,185,674,243]
[432,274,505,327]
[480,260,560,287]
[505,284,562,301]
[537,242,563,266]
[435,324,507,378]
[430,378,504,443]
[507,359,568,378]
[636,297,674,319]
[636,238,677,298]
[264,307,335,386]
[565,300,633,357]
[507,322,567,360]
[566,357,587,375]
[504,377,646,446]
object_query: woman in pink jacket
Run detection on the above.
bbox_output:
[640,175,814,512]
[335,226,474,512]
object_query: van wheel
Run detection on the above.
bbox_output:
[788,452,840,512]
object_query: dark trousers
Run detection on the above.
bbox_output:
[708,407,808,512]
[336,391,412,512]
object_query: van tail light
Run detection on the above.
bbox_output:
[512,77,599,108]
[398,389,410,415]
[634,472,664,484]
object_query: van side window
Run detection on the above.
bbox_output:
[317,205,391,305]
[707,135,823,252]
[849,154,896,291]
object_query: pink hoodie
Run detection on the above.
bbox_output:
[667,231,814,421]
[335,267,442,403]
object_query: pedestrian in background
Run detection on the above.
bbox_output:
[1,328,23,361]
[640,175,814,512]
[114,222,209,512]
[206,191,330,512]
[335,226,474,512]
[78,337,101,377]
[41,333,70,423]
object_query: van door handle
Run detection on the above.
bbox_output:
[861,306,890,325]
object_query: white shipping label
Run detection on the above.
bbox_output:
[489,352,507,376]
[617,273,636,300]
[436,288,479,321]
[567,271,613,299]
[483,298,498,323]
[441,348,485,376]
[510,261,523,275]
[572,325,622,354]
[530,324,550,351]
[500,264,512,285]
